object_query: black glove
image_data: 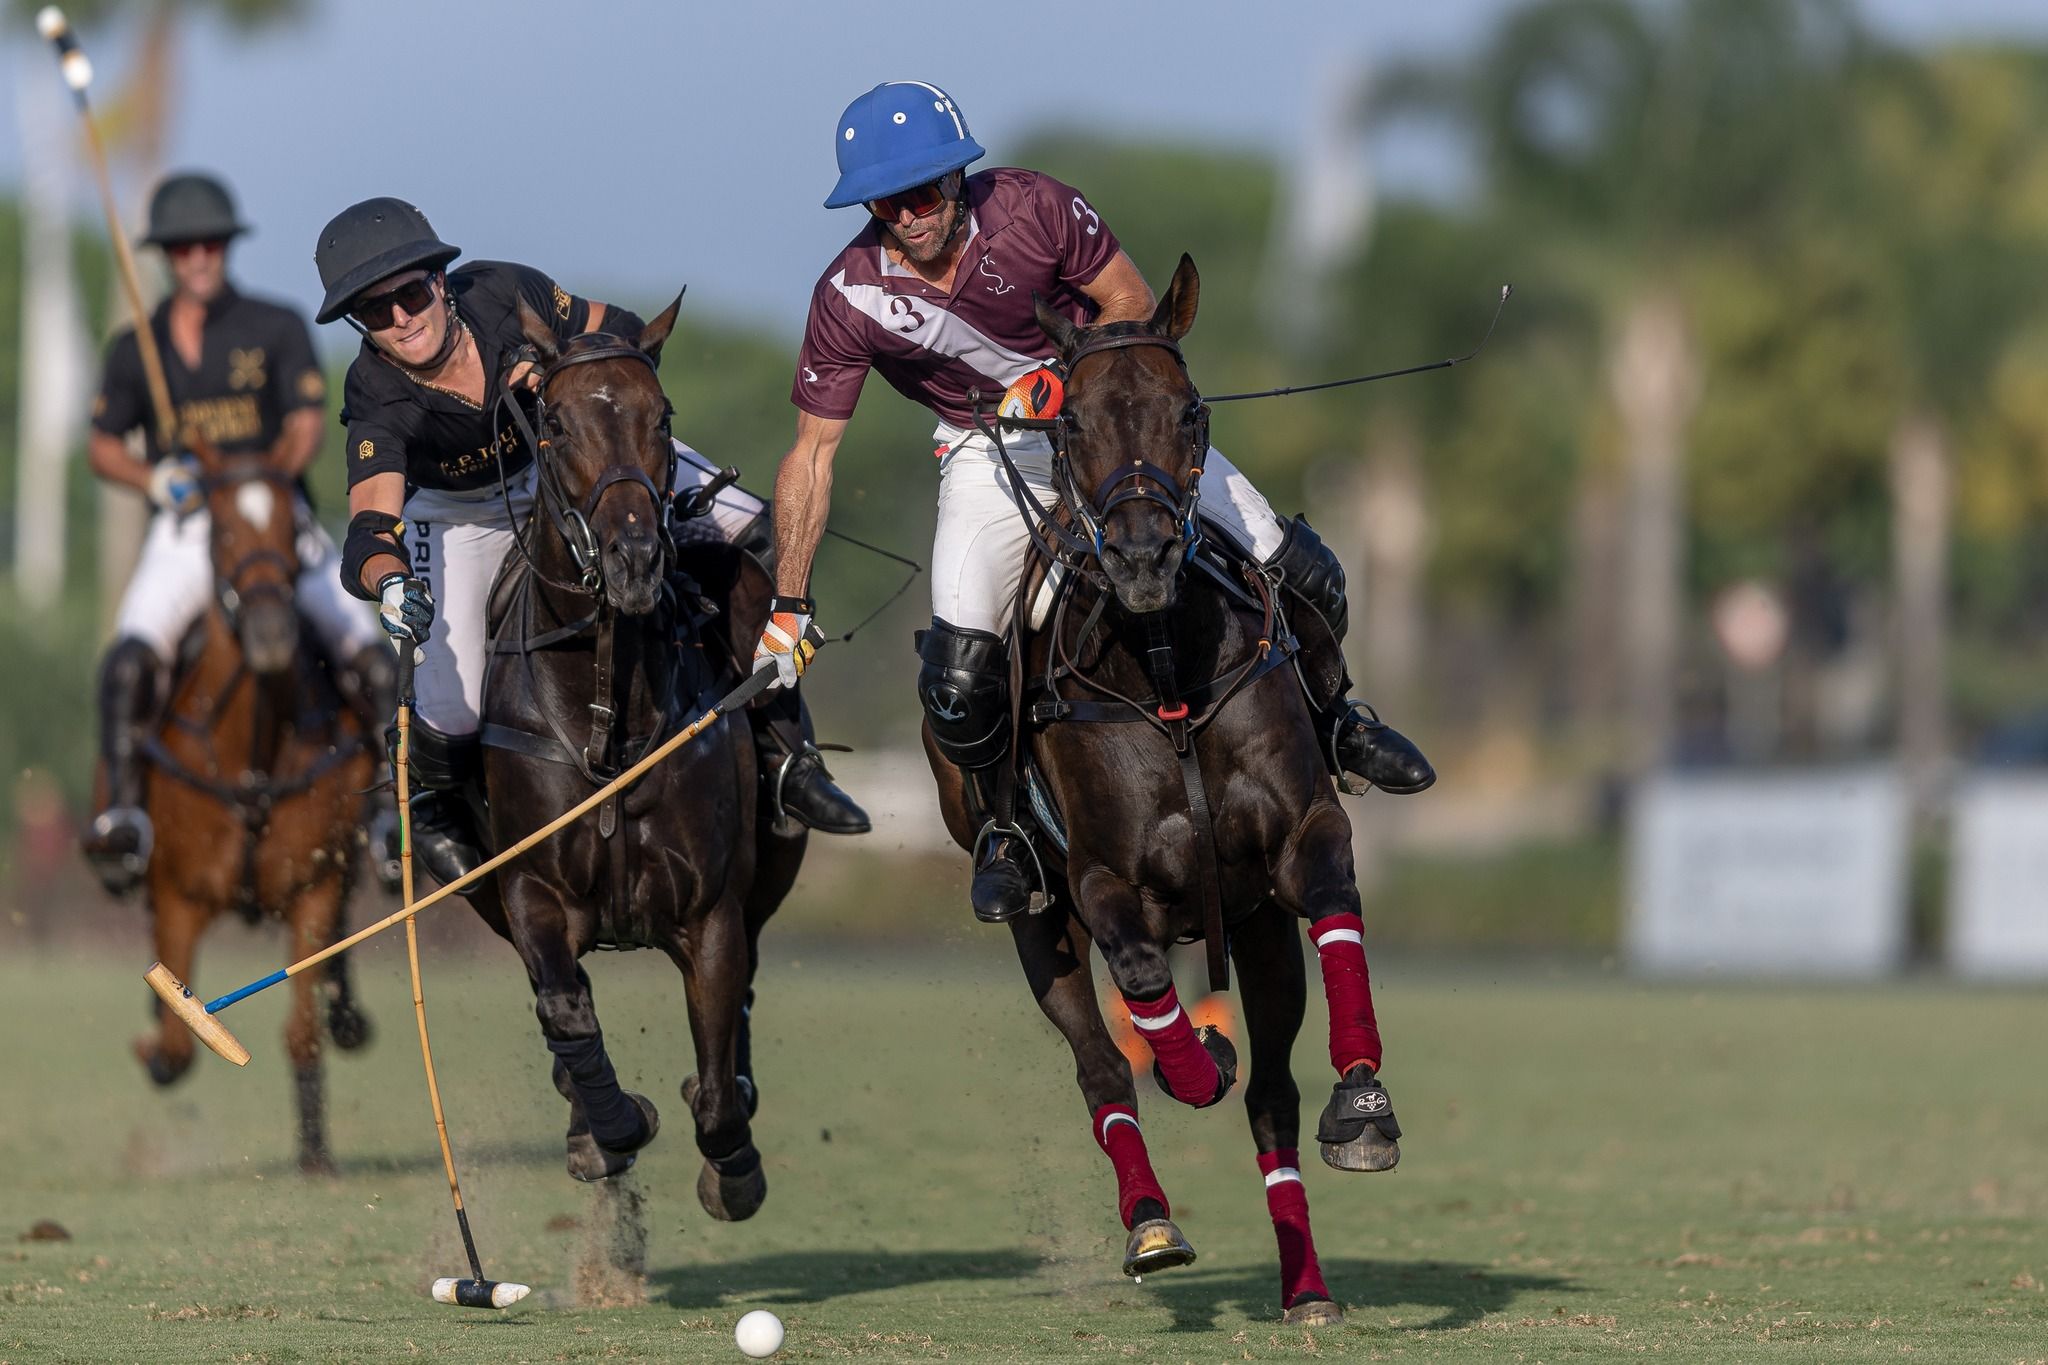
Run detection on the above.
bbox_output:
[375,573,435,644]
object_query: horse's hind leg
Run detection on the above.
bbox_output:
[136,883,206,1087]
[1274,801,1400,1173]
[1231,903,1341,1326]
[1013,904,1194,1279]
[285,876,344,1176]
[673,898,766,1221]
[321,891,373,1052]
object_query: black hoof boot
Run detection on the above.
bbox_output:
[971,833,1036,923]
[1332,703,1435,795]
[83,808,153,898]
[1316,1064,1401,1172]
[697,1145,768,1222]
[680,1072,759,1120]
[326,996,373,1052]
[408,789,484,889]
[565,1092,660,1183]
[769,744,870,836]
[1153,1024,1239,1108]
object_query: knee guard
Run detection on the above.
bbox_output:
[99,638,165,754]
[915,620,1011,770]
[402,718,482,793]
[1267,515,1349,644]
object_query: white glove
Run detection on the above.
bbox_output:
[376,573,436,644]
[147,456,203,515]
[751,597,821,690]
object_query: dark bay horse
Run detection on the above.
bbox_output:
[132,451,375,1174]
[475,297,802,1218]
[929,256,1402,1325]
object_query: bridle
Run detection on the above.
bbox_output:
[972,323,1210,571]
[205,464,300,632]
[495,340,676,595]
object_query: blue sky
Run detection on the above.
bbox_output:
[4,0,2046,343]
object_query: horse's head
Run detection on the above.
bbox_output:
[1034,254,1207,617]
[198,448,301,676]
[515,293,683,615]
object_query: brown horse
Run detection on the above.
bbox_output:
[928,255,1402,1325]
[131,451,375,1174]
[474,297,804,1214]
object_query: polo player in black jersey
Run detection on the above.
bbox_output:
[82,172,398,897]
[316,198,866,888]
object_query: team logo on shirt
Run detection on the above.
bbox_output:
[802,366,819,383]
[552,284,572,321]
[977,252,1014,296]
[358,439,375,461]
[228,347,267,391]
[297,370,326,402]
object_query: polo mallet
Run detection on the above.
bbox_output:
[389,645,530,1310]
[37,6,180,452]
[145,662,779,1057]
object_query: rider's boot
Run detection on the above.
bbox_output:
[918,621,1036,923]
[337,644,403,895]
[82,636,166,897]
[1267,516,1435,795]
[750,685,871,837]
[401,719,488,891]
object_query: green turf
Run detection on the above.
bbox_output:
[1,934,2043,1362]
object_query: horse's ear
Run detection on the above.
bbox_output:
[515,296,561,368]
[1150,253,1200,341]
[1033,291,1081,356]
[635,290,684,364]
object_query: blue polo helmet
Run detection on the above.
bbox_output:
[824,81,986,209]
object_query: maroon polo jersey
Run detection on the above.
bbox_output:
[792,167,1121,429]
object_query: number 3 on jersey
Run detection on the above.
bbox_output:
[1072,196,1100,236]
[889,296,926,333]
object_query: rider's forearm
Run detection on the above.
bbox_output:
[348,471,410,595]
[770,441,833,600]
[87,430,153,495]
[271,409,325,477]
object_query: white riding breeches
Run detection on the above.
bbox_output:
[928,422,1288,635]
[400,440,764,735]
[115,504,382,664]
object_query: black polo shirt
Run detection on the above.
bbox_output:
[92,283,325,464]
[339,261,593,494]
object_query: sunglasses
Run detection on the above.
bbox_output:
[350,275,438,330]
[164,238,228,258]
[868,179,948,222]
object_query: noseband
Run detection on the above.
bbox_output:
[499,341,675,594]
[975,324,1211,567]
[206,465,299,630]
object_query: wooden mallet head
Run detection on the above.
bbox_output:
[144,962,250,1067]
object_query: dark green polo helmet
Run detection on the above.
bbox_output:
[313,197,461,324]
[141,172,249,247]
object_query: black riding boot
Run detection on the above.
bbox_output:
[1267,516,1435,795]
[337,644,403,894]
[82,637,165,897]
[917,621,1037,923]
[401,720,488,891]
[751,685,871,836]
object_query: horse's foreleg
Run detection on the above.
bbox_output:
[321,881,373,1052]
[137,883,207,1087]
[1230,903,1340,1325]
[512,886,658,1181]
[286,877,341,1176]
[674,898,765,1222]
[1086,872,1235,1111]
[1274,801,1400,1173]
[1014,904,1192,1277]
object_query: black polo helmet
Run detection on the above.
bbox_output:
[313,197,461,324]
[141,172,249,247]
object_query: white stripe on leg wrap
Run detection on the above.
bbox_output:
[1128,1005,1184,1032]
[1263,1167,1303,1188]
[1314,927,1364,949]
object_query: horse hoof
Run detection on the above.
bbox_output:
[696,1147,767,1222]
[565,1093,659,1183]
[681,1072,761,1120]
[298,1151,339,1179]
[1283,1297,1344,1327]
[132,1037,191,1088]
[1320,1131,1400,1172]
[327,1004,373,1052]
[1151,1025,1239,1108]
[1122,1218,1196,1278]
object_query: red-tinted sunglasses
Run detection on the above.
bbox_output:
[868,179,948,222]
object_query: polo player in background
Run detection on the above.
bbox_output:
[81,172,397,897]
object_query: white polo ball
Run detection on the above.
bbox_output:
[734,1309,784,1358]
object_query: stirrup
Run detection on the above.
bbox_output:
[1328,701,1380,797]
[970,817,1051,917]
[85,806,154,892]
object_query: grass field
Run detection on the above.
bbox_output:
[1,926,2044,1363]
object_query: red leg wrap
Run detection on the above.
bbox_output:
[1122,983,1221,1105]
[1093,1104,1168,1229]
[1310,912,1382,1076]
[1258,1148,1330,1307]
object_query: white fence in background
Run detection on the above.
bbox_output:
[1626,769,1911,978]
[1948,776,2048,980]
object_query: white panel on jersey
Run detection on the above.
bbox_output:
[1625,768,1910,978]
[1948,774,2048,979]
[828,269,1039,388]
